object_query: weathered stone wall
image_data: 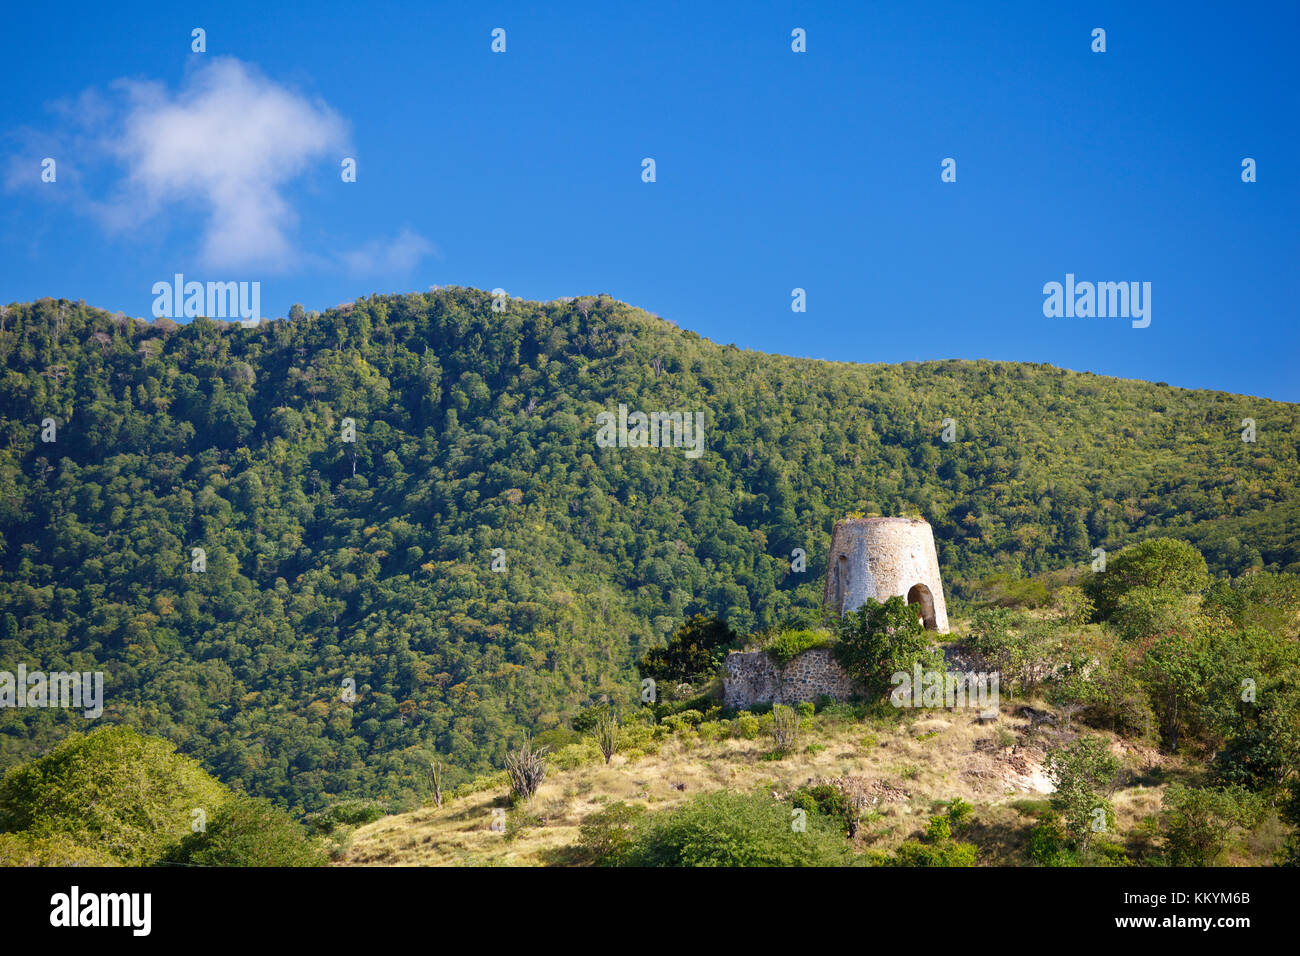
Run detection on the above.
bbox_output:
[724,648,858,710]
[824,517,950,632]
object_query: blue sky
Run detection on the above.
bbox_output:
[2,1,1297,400]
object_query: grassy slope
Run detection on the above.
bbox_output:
[337,684,1180,867]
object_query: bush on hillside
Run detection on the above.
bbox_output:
[617,791,859,867]
[1160,784,1264,867]
[1205,571,1300,635]
[963,610,1064,696]
[573,801,648,865]
[833,596,940,700]
[892,799,978,866]
[162,795,325,867]
[1086,538,1211,622]
[638,615,739,685]
[1045,736,1123,855]
[0,726,228,865]
[304,801,387,835]
[765,628,833,666]
[0,831,118,867]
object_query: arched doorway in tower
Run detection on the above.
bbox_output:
[906,583,937,630]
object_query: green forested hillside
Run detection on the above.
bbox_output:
[1,289,1296,809]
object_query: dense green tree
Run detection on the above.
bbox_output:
[833,596,941,700]
[1045,735,1123,855]
[1141,633,1216,753]
[1160,784,1263,866]
[161,795,325,867]
[0,830,118,866]
[637,614,738,685]
[1210,673,1300,791]
[1087,538,1211,622]
[0,726,228,865]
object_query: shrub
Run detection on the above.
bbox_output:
[674,709,705,726]
[572,702,613,734]
[638,615,739,684]
[1161,784,1264,866]
[0,726,228,865]
[161,795,325,867]
[790,783,863,836]
[549,741,600,772]
[1079,652,1156,739]
[766,629,833,667]
[964,609,1062,696]
[1205,571,1300,635]
[1045,736,1124,854]
[618,791,858,866]
[697,721,725,743]
[1053,585,1095,625]
[975,572,1051,609]
[0,832,117,867]
[661,714,699,737]
[574,801,647,865]
[505,804,543,841]
[946,797,974,831]
[1086,538,1210,621]
[770,704,800,755]
[1026,816,1075,866]
[1090,839,1133,866]
[653,694,715,721]
[892,801,978,866]
[304,801,387,835]
[618,713,657,751]
[534,727,582,751]
[504,736,548,802]
[833,596,941,699]
[733,712,761,740]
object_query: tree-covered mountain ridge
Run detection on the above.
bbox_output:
[1,288,1296,809]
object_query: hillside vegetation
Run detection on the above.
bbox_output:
[342,546,1300,868]
[1,289,1297,811]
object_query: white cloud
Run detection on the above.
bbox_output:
[339,228,438,276]
[7,57,435,275]
[103,58,347,269]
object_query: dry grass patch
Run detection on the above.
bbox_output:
[337,702,1197,866]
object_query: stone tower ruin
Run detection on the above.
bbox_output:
[824,517,950,633]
